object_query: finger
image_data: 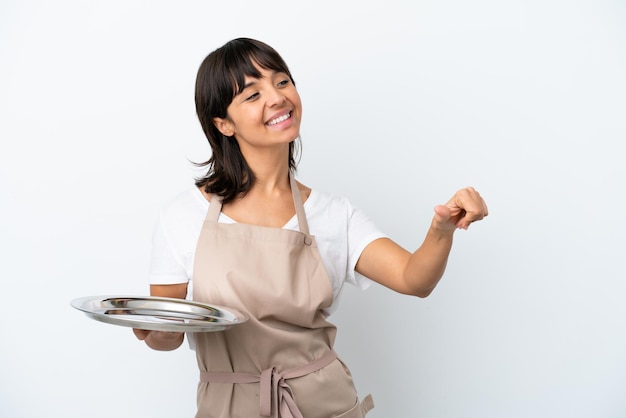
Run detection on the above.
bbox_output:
[458,198,488,229]
[432,205,461,231]
[457,212,478,229]
[133,328,150,340]
[433,204,452,221]
[467,188,489,218]
[154,331,183,339]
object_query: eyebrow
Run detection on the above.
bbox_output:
[241,80,257,91]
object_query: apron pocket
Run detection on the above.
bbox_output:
[332,394,375,418]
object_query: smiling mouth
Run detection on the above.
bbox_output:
[266,112,291,126]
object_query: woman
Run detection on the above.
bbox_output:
[134,38,488,417]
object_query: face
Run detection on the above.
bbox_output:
[213,65,302,155]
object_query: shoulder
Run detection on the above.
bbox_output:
[306,187,385,238]
[160,187,207,213]
[306,189,353,217]
[157,187,208,228]
[303,188,363,238]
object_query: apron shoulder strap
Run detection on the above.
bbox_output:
[206,194,223,222]
[289,171,310,236]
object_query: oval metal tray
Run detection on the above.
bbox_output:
[71,295,248,332]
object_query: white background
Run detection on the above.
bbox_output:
[1,1,625,417]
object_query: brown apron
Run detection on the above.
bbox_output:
[192,173,374,418]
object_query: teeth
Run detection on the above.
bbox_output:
[267,112,291,126]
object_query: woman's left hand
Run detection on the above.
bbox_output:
[433,187,489,231]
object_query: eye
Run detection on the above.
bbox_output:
[277,79,290,88]
[245,92,259,101]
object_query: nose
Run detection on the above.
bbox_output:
[265,86,286,107]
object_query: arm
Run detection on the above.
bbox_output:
[132,283,189,351]
[355,187,488,297]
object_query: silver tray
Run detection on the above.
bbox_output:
[71,295,248,332]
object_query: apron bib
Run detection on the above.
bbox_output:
[192,173,373,418]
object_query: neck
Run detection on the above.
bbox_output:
[241,144,292,196]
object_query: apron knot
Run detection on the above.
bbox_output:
[260,367,301,418]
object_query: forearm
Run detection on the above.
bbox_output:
[403,224,454,297]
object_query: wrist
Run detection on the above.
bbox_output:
[429,220,456,238]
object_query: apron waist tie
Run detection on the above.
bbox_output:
[199,350,338,418]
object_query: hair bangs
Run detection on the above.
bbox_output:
[222,40,295,98]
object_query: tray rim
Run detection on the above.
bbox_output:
[71,294,248,332]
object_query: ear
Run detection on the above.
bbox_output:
[213,117,234,137]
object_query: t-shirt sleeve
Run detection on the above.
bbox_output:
[345,203,388,289]
[149,210,189,285]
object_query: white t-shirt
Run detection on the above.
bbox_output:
[149,184,387,314]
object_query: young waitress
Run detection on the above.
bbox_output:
[134,38,488,418]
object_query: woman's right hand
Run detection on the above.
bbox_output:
[133,328,184,351]
[133,283,189,351]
